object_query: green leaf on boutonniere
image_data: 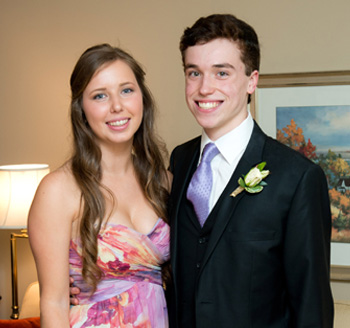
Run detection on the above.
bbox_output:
[256,161,267,171]
[245,185,264,193]
[238,177,245,188]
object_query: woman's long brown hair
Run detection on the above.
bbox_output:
[70,44,169,292]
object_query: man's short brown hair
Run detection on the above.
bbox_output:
[180,14,260,76]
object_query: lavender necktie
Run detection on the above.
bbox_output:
[187,142,219,227]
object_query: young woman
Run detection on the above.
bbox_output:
[29,44,170,327]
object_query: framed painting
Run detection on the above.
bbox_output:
[251,71,350,282]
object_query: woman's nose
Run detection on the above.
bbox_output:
[111,96,122,112]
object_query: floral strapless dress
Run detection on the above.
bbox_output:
[69,218,170,328]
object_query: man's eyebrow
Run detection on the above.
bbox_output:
[184,63,234,70]
[184,64,198,70]
[213,63,234,69]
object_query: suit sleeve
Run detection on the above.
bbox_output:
[169,150,174,173]
[169,146,178,174]
[283,164,334,327]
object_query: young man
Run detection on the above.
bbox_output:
[167,14,333,327]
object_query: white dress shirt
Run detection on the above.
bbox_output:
[199,112,254,213]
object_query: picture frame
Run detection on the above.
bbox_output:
[251,71,350,282]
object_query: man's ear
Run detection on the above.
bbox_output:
[247,70,259,95]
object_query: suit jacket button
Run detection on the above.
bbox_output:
[196,262,201,268]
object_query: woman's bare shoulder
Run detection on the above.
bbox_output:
[40,162,77,190]
[34,162,81,215]
[28,162,82,245]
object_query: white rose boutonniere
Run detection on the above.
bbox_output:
[230,162,270,197]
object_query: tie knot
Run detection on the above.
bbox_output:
[201,142,219,163]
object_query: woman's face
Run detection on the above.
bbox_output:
[82,60,143,149]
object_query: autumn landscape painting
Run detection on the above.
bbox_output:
[276,105,350,243]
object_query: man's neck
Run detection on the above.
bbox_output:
[203,111,251,143]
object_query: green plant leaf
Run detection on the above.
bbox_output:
[238,177,246,188]
[245,185,263,193]
[257,162,266,171]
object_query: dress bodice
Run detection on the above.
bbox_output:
[69,218,170,304]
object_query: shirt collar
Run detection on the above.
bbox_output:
[200,112,254,164]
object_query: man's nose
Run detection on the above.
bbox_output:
[199,75,215,95]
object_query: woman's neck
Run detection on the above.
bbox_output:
[99,142,134,176]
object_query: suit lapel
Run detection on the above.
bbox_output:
[199,122,267,275]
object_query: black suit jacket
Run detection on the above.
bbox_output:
[168,122,333,327]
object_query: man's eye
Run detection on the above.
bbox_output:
[218,71,228,77]
[188,71,200,77]
[93,94,106,100]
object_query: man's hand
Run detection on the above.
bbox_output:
[70,277,80,305]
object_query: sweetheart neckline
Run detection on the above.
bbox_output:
[102,218,166,236]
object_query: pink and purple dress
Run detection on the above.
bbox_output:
[69,218,170,328]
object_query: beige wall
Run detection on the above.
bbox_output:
[0,0,349,319]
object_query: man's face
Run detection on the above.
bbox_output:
[184,38,258,141]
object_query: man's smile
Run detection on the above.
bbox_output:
[197,101,222,109]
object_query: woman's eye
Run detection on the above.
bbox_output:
[93,93,106,100]
[121,88,133,95]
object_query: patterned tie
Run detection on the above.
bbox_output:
[187,142,220,227]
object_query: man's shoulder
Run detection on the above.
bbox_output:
[265,136,310,160]
[253,122,316,169]
[264,135,322,175]
[171,136,201,156]
[169,136,201,173]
